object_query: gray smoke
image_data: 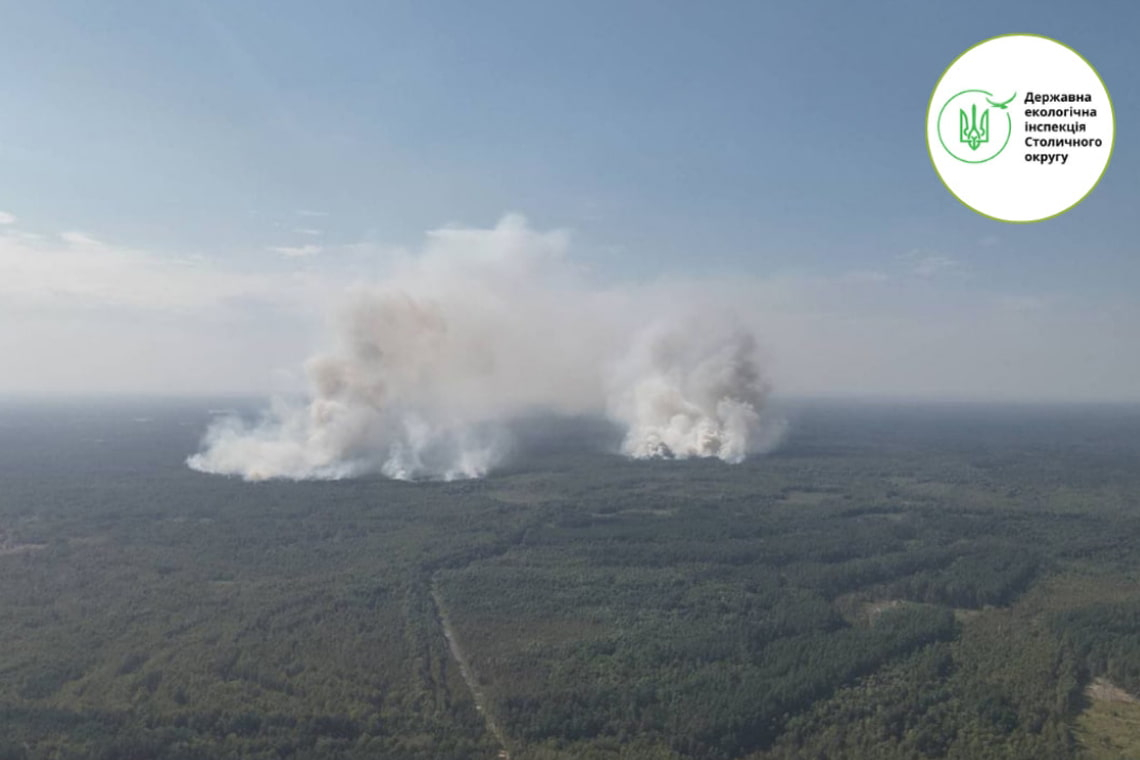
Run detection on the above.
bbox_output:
[608,321,776,463]
[187,215,784,480]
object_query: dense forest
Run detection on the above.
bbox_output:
[3,400,1140,759]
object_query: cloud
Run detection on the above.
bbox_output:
[0,226,342,394]
[0,211,16,225]
[294,228,322,236]
[268,244,323,258]
[0,227,332,314]
[295,209,329,217]
[842,270,890,284]
[901,251,962,278]
[60,231,104,247]
[994,294,1050,313]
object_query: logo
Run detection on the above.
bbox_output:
[925,34,1115,223]
[936,89,1014,163]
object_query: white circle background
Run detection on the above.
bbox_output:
[927,35,1114,222]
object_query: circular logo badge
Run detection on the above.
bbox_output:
[926,34,1114,223]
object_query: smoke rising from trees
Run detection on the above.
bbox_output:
[187,215,783,480]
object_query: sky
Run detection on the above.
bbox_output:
[0,0,1137,400]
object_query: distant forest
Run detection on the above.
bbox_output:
[3,400,1140,759]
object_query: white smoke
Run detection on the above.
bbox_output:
[608,320,775,462]
[187,215,783,480]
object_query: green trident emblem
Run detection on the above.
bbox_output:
[959,104,989,151]
[937,91,1015,164]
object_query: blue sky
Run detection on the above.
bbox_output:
[0,1,1137,398]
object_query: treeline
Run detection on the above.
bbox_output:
[495,604,954,759]
[0,708,489,760]
[888,548,1040,609]
[1054,600,1140,694]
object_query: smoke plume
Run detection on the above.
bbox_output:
[187,215,783,480]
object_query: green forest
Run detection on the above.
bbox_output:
[3,401,1140,759]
